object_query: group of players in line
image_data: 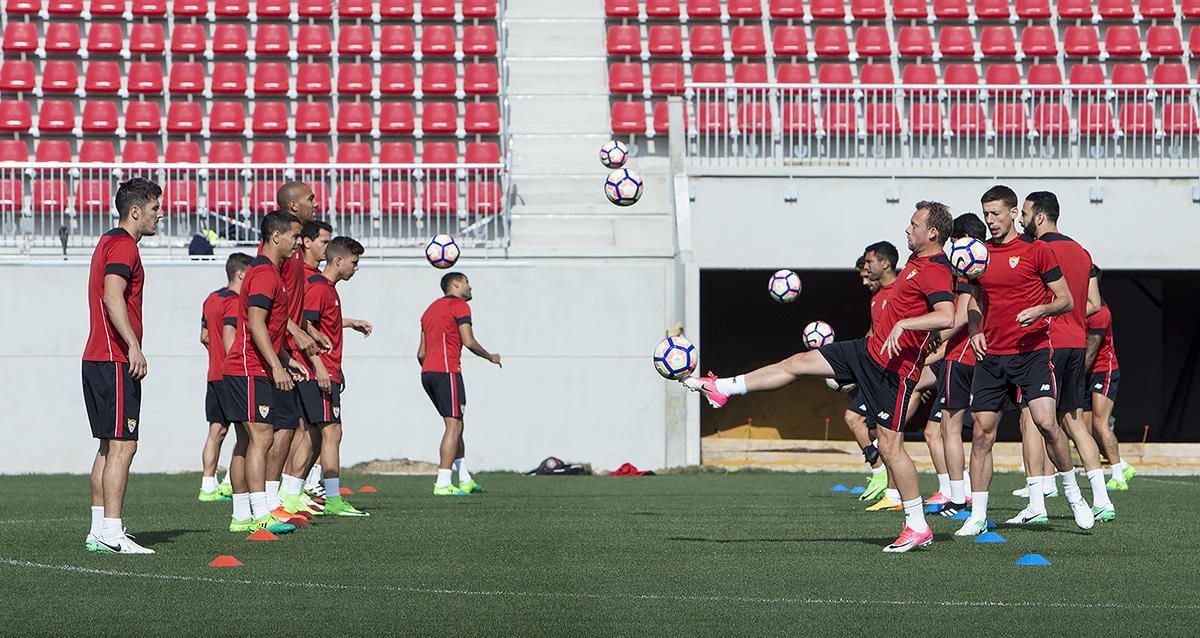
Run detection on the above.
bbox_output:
[686,186,1130,553]
[82,178,500,554]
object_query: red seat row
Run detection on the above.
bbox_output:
[0,0,498,20]
[607,0,1192,22]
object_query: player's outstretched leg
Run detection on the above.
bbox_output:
[1029,398,1095,531]
[434,417,469,496]
[683,350,836,408]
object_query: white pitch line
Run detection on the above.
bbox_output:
[0,518,77,525]
[2,558,1199,612]
[1135,478,1200,487]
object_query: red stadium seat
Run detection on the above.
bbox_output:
[1057,0,1094,19]
[208,101,246,135]
[938,26,974,57]
[606,0,638,18]
[934,0,970,19]
[294,102,332,134]
[422,62,458,95]
[129,24,165,56]
[421,25,457,57]
[646,0,680,18]
[652,97,683,134]
[255,0,289,19]
[37,100,76,134]
[690,25,725,57]
[1152,62,1188,87]
[462,0,496,18]
[855,26,892,57]
[88,0,124,16]
[1064,26,1101,57]
[338,0,373,18]
[852,0,888,19]
[214,24,250,57]
[132,0,167,14]
[76,177,112,214]
[380,63,416,95]
[382,0,419,18]
[611,101,647,134]
[294,142,330,164]
[647,26,682,56]
[902,62,939,87]
[170,24,207,56]
[209,141,244,163]
[609,62,644,94]
[980,26,1017,57]
[86,23,124,55]
[40,61,79,94]
[687,0,722,19]
[336,102,373,135]
[254,24,290,57]
[984,63,1022,93]
[1021,26,1058,57]
[463,25,499,56]
[1078,103,1114,134]
[737,101,771,133]
[810,0,847,20]
[897,26,934,57]
[1026,63,1063,86]
[165,140,201,163]
[608,25,642,56]
[726,0,762,18]
[1119,102,1154,135]
[772,26,808,56]
[1146,26,1183,57]
[84,61,122,94]
[297,25,333,57]
[422,0,455,20]
[47,0,83,15]
[974,0,1011,19]
[465,102,500,134]
[949,104,985,135]
[776,63,812,84]
[781,102,816,134]
[734,62,769,84]
[813,26,850,57]
[124,101,160,133]
[2,22,38,53]
[465,141,501,165]
[423,180,457,216]
[1140,0,1175,18]
[252,102,289,135]
[207,184,244,216]
[1015,0,1051,18]
[44,23,81,54]
[381,25,416,57]
[731,26,766,57]
[769,0,805,18]
[864,103,900,136]
[893,0,930,18]
[0,100,31,132]
[651,63,685,94]
[249,180,284,215]
[992,103,1028,135]
[171,0,205,16]
[32,166,69,212]
[859,62,895,85]
[943,63,980,89]
[35,140,71,162]
[381,177,415,216]
[168,62,205,94]
[338,63,374,95]
[381,101,418,134]
[121,141,158,163]
[253,63,290,95]
[1163,103,1198,135]
[211,62,248,95]
[0,61,35,93]
[467,181,503,215]
[422,141,458,164]
[1104,26,1142,58]
[1191,26,1200,56]
[691,62,726,84]
[1110,63,1147,86]
[822,103,856,136]
[214,0,249,18]
[166,101,202,133]
[1098,0,1133,18]
[296,63,332,94]
[4,0,41,15]
[79,140,115,163]
[298,0,332,17]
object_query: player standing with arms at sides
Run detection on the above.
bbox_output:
[290,237,371,516]
[83,178,163,554]
[1009,191,1113,524]
[956,186,1094,537]
[859,242,903,511]
[218,211,307,535]
[847,254,888,502]
[1084,300,1134,489]
[419,273,502,496]
[198,252,253,502]
[688,203,957,552]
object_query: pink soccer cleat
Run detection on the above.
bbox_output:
[882,525,934,553]
[927,492,951,505]
[688,371,729,408]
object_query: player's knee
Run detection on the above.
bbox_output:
[779,351,815,377]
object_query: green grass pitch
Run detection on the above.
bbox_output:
[2,472,1198,635]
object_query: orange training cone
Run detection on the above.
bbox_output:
[287,517,311,527]
[339,487,354,495]
[209,555,244,567]
[359,486,377,493]
[246,529,279,541]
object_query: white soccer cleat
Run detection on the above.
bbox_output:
[1004,508,1049,525]
[954,518,988,537]
[1011,485,1029,498]
[94,532,156,554]
[1069,499,1095,530]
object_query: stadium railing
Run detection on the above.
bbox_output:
[684,82,1200,174]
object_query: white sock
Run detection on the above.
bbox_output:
[220,471,231,485]
[715,375,747,397]
[89,506,104,537]
[885,488,900,503]
[232,493,251,521]
[282,474,303,497]
[453,458,472,482]
[201,475,217,493]
[306,463,323,486]
[324,477,340,497]
[963,469,972,493]
[1111,461,1128,480]
[1043,474,1059,495]
[970,491,989,522]
[436,468,453,487]
[1087,469,1112,508]
[250,492,269,518]
[265,481,281,509]
[936,473,950,495]
[100,517,123,541]
[903,498,928,532]
[870,465,885,476]
[1026,476,1047,513]
[1059,470,1084,504]
[949,479,966,504]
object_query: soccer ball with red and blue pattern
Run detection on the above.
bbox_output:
[803,321,835,349]
[768,270,802,303]
[599,140,629,169]
[604,168,643,207]
[949,237,988,279]
[653,336,697,380]
[425,234,460,269]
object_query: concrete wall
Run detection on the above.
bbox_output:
[0,258,680,474]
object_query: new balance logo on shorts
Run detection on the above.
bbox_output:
[858,404,868,411]
[877,411,891,421]
[1094,383,1103,390]
[1040,384,1051,391]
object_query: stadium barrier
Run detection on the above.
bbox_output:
[685,82,1200,171]
[0,162,511,253]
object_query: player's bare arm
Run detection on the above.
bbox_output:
[280,349,309,383]
[967,293,987,358]
[344,318,373,336]
[459,323,501,367]
[304,320,333,351]
[1085,331,1102,371]
[287,318,321,356]
[221,324,236,354]
[881,300,955,358]
[1016,277,1074,326]
[250,306,292,392]
[200,325,209,348]
[937,290,972,343]
[417,332,426,365]
[1086,275,1102,317]
[103,273,147,380]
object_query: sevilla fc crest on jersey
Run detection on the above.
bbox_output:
[258,404,270,419]
[1009,256,1020,269]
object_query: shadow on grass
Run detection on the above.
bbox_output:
[669,534,957,546]
[136,529,206,546]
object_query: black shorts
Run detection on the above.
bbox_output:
[218,375,273,424]
[1083,368,1120,411]
[422,371,466,419]
[847,390,870,418]
[939,360,975,412]
[818,337,915,431]
[82,361,141,440]
[297,380,342,424]
[1050,348,1087,413]
[971,349,1055,413]
[927,360,946,423]
[271,386,301,430]
[205,381,232,425]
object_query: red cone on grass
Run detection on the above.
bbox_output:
[359,485,377,493]
[247,529,278,541]
[339,487,354,495]
[209,555,243,567]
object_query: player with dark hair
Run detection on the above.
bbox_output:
[859,241,902,510]
[846,250,890,503]
[956,186,1095,537]
[419,272,502,496]
[198,252,253,502]
[1084,299,1134,490]
[687,202,957,552]
[83,178,163,554]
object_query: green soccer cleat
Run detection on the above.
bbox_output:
[1106,476,1128,491]
[459,479,483,494]
[85,533,101,552]
[1093,505,1117,522]
[216,481,233,498]
[1124,465,1137,482]
[322,497,370,516]
[228,517,255,533]
[198,490,230,502]
[860,470,888,501]
[252,515,296,534]
[281,494,320,517]
[433,484,469,496]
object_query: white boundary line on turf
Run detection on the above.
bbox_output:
[3,558,1200,612]
[0,518,76,525]
[1135,478,1200,487]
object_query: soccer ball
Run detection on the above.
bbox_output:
[803,320,835,349]
[768,269,802,303]
[599,140,629,169]
[825,378,857,393]
[949,236,989,279]
[653,335,697,380]
[425,233,460,269]
[604,168,643,207]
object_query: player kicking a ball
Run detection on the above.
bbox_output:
[687,202,957,553]
[419,273,501,496]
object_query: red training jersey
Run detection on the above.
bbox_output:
[945,277,976,366]
[869,281,893,328]
[1087,304,1119,374]
[975,235,1062,355]
[1041,232,1094,350]
[288,260,323,376]
[867,252,956,380]
[201,287,239,382]
[421,296,472,373]
[222,255,289,378]
[83,228,143,363]
[302,273,345,384]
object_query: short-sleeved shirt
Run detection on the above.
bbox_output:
[945,277,977,366]
[421,296,472,374]
[201,287,239,381]
[1088,304,1119,373]
[83,228,143,362]
[869,281,893,328]
[222,255,289,377]
[975,235,1062,355]
[302,273,344,383]
[288,260,324,376]
[866,252,955,380]
[1041,232,1094,349]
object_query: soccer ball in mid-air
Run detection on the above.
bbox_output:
[599,140,629,169]
[604,168,643,207]
[425,233,460,269]
[803,320,835,349]
[768,269,802,303]
[949,236,989,279]
[825,378,857,393]
[653,335,697,380]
